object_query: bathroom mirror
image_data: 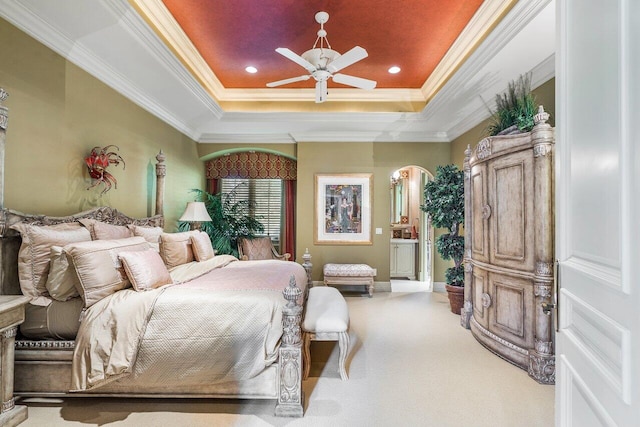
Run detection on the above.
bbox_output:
[390,170,408,224]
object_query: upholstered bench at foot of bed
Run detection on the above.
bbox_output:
[302,286,350,381]
[323,263,377,297]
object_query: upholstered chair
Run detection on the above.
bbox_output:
[237,236,291,261]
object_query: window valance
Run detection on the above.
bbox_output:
[205,152,296,180]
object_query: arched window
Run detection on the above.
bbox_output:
[205,151,297,259]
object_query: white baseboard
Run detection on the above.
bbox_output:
[433,282,446,293]
[374,281,391,292]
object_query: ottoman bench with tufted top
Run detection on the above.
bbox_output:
[323,263,377,297]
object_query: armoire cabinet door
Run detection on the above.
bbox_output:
[470,163,489,263]
[487,271,535,351]
[471,266,489,329]
[487,150,535,272]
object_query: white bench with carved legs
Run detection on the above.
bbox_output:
[302,286,350,381]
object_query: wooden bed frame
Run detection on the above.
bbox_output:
[0,88,308,417]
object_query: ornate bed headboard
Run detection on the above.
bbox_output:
[0,88,166,296]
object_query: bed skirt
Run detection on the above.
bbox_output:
[14,341,279,398]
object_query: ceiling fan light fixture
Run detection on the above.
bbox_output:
[388,66,401,74]
[245,66,258,73]
[266,11,376,103]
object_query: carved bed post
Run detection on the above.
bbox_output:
[528,106,555,384]
[461,144,473,328]
[155,150,166,220]
[0,89,9,210]
[275,275,304,417]
[302,248,312,289]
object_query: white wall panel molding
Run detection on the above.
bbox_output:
[561,289,630,404]
[558,355,618,427]
[564,256,622,293]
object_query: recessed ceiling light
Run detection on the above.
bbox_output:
[388,66,401,74]
[245,66,258,74]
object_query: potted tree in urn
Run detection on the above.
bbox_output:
[421,165,465,314]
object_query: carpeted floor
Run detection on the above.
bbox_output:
[18,291,554,426]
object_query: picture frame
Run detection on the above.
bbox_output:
[314,173,373,245]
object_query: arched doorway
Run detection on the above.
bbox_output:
[390,165,434,290]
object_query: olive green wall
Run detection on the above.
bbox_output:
[0,18,203,230]
[450,78,556,168]
[295,141,452,282]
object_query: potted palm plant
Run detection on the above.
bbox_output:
[179,188,264,258]
[420,164,465,314]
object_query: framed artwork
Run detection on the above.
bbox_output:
[314,173,372,245]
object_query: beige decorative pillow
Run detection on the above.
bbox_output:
[127,225,163,252]
[64,236,150,308]
[10,222,91,306]
[159,231,199,269]
[190,231,215,262]
[78,218,133,240]
[45,246,81,301]
[119,250,173,291]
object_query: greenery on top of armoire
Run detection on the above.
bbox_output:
[420,164,465,286]
[178,188,264,258]
[486,73,537,136]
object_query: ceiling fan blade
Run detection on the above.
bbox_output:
[327,46,368,73]
[266,75,311,88]
[275,48,316,73]
[315,80,328,103]
[332,73,377,90]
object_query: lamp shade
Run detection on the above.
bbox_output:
[179,202,212,222]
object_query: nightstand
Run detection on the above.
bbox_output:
[0,296,29,427]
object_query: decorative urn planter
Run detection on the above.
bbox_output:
[445,284,464,315]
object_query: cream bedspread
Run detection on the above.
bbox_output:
[71,256,308,392]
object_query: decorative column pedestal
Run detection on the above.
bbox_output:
[275,276,304,417]
[0,296,29,427]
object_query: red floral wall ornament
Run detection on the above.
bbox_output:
[85,145,125,195]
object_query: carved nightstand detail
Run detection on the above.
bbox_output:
[0,296,29,427]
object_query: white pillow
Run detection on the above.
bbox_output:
[10,222,91,306]
[190,231,215,262]
[45,246,80,301]
[78,218,133,240]
[64,236,150,308]
[127,225,163,252]
[159,231,199,268]
[119,249,173,291]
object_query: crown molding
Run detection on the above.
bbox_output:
[421,0,517,101]
[199,133,296,144]
[289,131,448,143]
[421,0,554,123]
[0,0,223,139]
[218,88,425,103]
[130,0,226,103]
[445,53,555,141]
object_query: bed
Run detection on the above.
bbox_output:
[0,100,309,417]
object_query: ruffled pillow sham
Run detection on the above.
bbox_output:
[10,222,91,306]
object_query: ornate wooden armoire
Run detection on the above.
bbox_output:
[460,106,555,384]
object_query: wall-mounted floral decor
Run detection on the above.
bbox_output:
[85,145,125,195]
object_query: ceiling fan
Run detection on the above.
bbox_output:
[266,11,377,103]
